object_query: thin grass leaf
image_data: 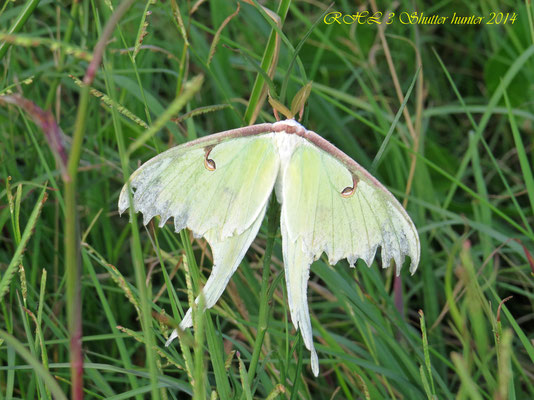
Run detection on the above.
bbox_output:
[289,81,312,118]
[526,0,534,44]
[5,178,21,246]
[115,326,184,371]
[14,184,22,244]
[82,248,144,395]
[434,49,533,235]
[193,293,206,400]
[84,243,141,317]
[172,104,230,124]
[170,0,189,45]
[16,290,49,399]
[204,316,231,398]
[133,1,154,60]
[280,4,333,102]
[443,45,534,209]
[243,0,285,123]
[420,366,433,400]
[36,269,46,344]
[127,75,204,156]
[371,66,420,171]
[0,95,68,180]
[503,88,534,217]
[70,75,149,129]
[495,329,513,400]
[268,94,293,119]
[265,385,286,400]
[0,330,67,400]
[0,76,34,95]
[0,185,47,302]
[207,2,240,65]
[490,289,534,364]
[238,352,253,400]
[0,0,56,60]
[451,353,484,400]
[418,311,436,397]
[22,306,50,398]
[0,32,92,61]
[18,264,27,306]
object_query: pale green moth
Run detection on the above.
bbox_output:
[118,118,420,376]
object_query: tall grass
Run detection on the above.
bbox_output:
[1,0,533,399]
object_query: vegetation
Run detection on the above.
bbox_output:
[1,0,533,398]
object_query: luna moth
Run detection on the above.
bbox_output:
[118,118,420,376]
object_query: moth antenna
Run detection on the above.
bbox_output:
[341,175,358,198]
[204,146,216,171]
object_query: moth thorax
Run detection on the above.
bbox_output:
[274,132,307,168]
[273,118,305,131]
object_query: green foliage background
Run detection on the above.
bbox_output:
[1,0,533,399]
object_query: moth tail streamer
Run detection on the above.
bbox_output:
[167,204,268,343]
[281,218,320,377]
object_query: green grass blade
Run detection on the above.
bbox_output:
[0,0,41,60]
[504,88,534,217]
[0,330,68,400]
[0,185,47,302]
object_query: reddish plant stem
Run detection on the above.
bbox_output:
[66,1,136,398]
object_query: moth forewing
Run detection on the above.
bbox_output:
[119,124,279,239]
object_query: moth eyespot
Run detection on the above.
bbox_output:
[204,158,216,171]
[341,187,355,198]
[204,146,216,171]
[340,175,358,198]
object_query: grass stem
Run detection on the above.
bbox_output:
[64,2,136,398]
[247,196,279,385]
